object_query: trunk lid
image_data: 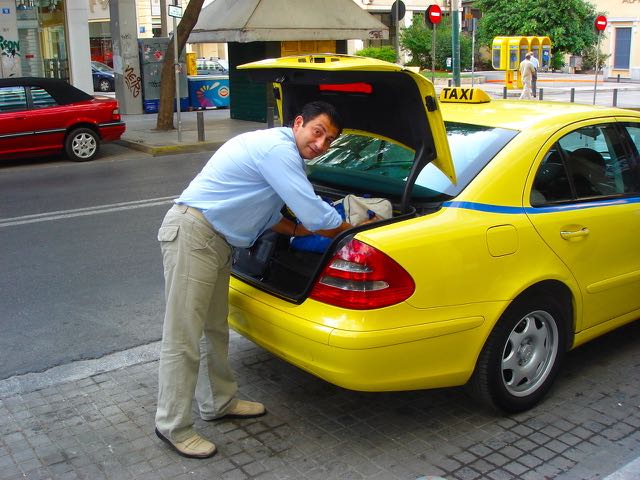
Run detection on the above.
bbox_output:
[238,54,456,199]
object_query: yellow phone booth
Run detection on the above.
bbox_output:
[507,38,521,89]
[492,36,552,90]
[539,36,551,69]
[527,36,540,64]
[492,37,508,70]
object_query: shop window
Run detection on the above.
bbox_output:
[16,0,69,80]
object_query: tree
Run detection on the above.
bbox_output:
[401,16,473,71]
[156,0,205,130]
[474,0,601,62]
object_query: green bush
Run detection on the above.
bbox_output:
[355,46,397,63]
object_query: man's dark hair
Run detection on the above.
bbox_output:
[299,101,343,135]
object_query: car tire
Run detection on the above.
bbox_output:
[468,292,567,413]
[65,128,99,162]
[98,78,112,92]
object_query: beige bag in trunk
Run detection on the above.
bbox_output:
[338,194,393,226]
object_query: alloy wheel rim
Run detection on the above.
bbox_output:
[72,133,97,159]
[501,310,558,397]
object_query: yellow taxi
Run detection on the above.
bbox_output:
[229,54,640,413]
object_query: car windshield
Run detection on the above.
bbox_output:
[306,122,518,200]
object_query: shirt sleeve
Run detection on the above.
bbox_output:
[255,143,343,231]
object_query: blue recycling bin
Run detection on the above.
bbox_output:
[188,75,230,109]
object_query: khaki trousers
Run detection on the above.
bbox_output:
[155,204,238,442]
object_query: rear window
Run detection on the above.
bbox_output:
[30,86,57,109]
[307,122,518,200]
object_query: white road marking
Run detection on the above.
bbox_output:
[0,196,176,227]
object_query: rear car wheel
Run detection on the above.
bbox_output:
[65,128,99,162]
[469,293,567,413]
[97,78,112,92]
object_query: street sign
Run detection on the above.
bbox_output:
[594,15,607,32]
[391,0,406,23]
[168,5,182,18]
[427,4,442,25]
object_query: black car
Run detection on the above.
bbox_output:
[91,61,115,92]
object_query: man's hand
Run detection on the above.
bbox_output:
[356,214,383,226]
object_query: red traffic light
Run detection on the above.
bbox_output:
[427,4,442,25]
[595,15,607,31]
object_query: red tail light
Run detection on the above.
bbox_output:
[309,239,415,310]
[112,107,121,121]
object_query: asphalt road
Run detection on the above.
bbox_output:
[0,144,210,379]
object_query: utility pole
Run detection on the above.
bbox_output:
[451,0,461,87]
[171,0,182,141]
[394,0,400,62]
[160,0,168,37]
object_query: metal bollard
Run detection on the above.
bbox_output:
[617,74,621,83]
[448,79,452,87]
[570,88,575,103]
[539,88,543,101]
[267,107,274,128]
[503,86,507,99]
[197,111,205,142]
[613,88,618,107]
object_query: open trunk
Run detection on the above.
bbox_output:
[232,184,424,303]
[232,54,455,303]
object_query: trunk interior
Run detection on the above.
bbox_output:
[231,188,422,303]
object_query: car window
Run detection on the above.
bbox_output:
[29,86,57,109]
[531,147,572,205]
[621,124,640,193]
[92,61,113,73]
[306,123,517,200]
[0,86,28,112]
[531,124,639,206]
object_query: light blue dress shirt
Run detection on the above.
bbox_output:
[176,127,343,247]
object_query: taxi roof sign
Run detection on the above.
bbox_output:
[439,87,491,104]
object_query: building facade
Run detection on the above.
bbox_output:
[593,0,639,79]
[0,0,224,91]
[1,0,93,91]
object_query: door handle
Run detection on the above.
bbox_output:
[560,227,590,240]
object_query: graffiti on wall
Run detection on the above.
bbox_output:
[0,35,20,77]
[124,65,142,97]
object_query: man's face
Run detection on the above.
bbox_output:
[292,113,339,160]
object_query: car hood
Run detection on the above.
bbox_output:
[238,54,456,194]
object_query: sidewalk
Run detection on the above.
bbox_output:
[1,324,639,479]
[117,108,270,157]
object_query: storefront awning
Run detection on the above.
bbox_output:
[189,0,389,43]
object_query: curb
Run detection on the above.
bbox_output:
[0,342,161,398]
[116,139,224,156]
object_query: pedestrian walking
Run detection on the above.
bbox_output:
[529,51,540,97]
[519,54,535,100]
[154,101,358,459]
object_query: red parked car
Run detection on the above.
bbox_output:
[0,77,126,162]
